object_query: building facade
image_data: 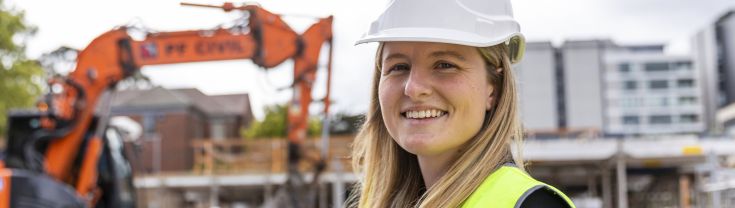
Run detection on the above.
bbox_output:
[516,42,558,131]
[604,51,705,135]
[517,40,706,136]
[693,10,735,133]
[111,87,254,173]
[517,40,616,136]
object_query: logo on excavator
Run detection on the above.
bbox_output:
[139,43,158,59]
[136,39,246,63]
[195,40,244,55]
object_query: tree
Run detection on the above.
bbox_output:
[329,112,364,135]
[0,1,44,136]
[243,104,322,139]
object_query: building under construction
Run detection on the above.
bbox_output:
[125,133,735,208]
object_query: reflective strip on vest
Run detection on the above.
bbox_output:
[461,166,576,208]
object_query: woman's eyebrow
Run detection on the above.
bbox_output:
[383,53,410,62]
[428,50,466,61]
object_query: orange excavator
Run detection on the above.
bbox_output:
[0,2,333,207]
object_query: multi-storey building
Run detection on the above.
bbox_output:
[517,40,706,136]
[693,10,735,133]
[516,42,558,131]
[604,51,705,135]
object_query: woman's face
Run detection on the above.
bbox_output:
[379,42,495,157]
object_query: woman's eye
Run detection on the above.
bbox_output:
[435,62,457,69]
[387,64,410,73]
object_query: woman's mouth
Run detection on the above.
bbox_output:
[401,109,448,119]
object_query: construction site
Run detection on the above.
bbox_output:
[2,0,735,208]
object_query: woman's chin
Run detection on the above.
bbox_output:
[398,134,443,155]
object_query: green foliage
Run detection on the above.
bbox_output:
[243,104,323,139]
[329,113,365,135]
[0,1,44,136]
[0,2,36,56]
[244,105,287,138]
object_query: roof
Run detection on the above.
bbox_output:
[112,87,251,118]
[210,94,252,116]
[561,39,617,49]
[112,87,192,109]
[171,88,228,116]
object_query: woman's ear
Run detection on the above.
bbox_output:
[486,67,502,110]
[486,88,495,111]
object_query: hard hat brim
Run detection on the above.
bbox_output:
[355,27,525,64]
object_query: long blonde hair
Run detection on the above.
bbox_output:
[348,43,525,208]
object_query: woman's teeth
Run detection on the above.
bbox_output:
[404,109,446,119]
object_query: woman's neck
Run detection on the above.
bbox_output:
[417,151,457,189]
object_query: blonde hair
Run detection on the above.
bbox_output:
[348,43,525,208]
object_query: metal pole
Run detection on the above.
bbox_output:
[332,158,345,208]
[319,110,331,208]
[319,183,327,208]
[709,152,722,208]
[320,38,334,161]
[713,185,722,208]
[588,166,598,196]
[601,164,612,208]
[616,140,628,208]
[210,175,219,208]
[318,38,335,208]
[680,174,691,208]
[153,133,162,208]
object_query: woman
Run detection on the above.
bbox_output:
[349,0,576,207]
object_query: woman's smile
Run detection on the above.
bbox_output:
[400,106,449,125]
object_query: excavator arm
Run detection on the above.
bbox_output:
[1,3,333,207]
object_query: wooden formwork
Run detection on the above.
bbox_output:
[192,135,355,175]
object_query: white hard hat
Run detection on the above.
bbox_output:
[356,0,526,64]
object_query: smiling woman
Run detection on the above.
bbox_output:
[348,0,576,207]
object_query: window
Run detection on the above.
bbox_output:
[143,114,157,135]
[680,114,699,123]
[624,81,637,90]
[619,63,631,73]
[673,61,692,70]
[645,62,669,72]
[646,97,668,107]
[649,115,672,124]
[621,98,643,107]
[678,96,697,105]
[677,79,694,88]
[649,80,669,89]
[210,120,226,140]
[622,115,639,125]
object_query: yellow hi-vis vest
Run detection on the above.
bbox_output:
[461,166,576,208]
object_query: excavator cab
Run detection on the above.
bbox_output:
[2,111,137,208]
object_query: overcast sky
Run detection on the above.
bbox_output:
[6,0,735,119]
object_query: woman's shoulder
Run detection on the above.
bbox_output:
[518,186,573,208]
[462,165,575,208]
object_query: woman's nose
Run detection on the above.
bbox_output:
[404,70,432,100]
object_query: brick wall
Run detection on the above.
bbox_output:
[122,110,207,173]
